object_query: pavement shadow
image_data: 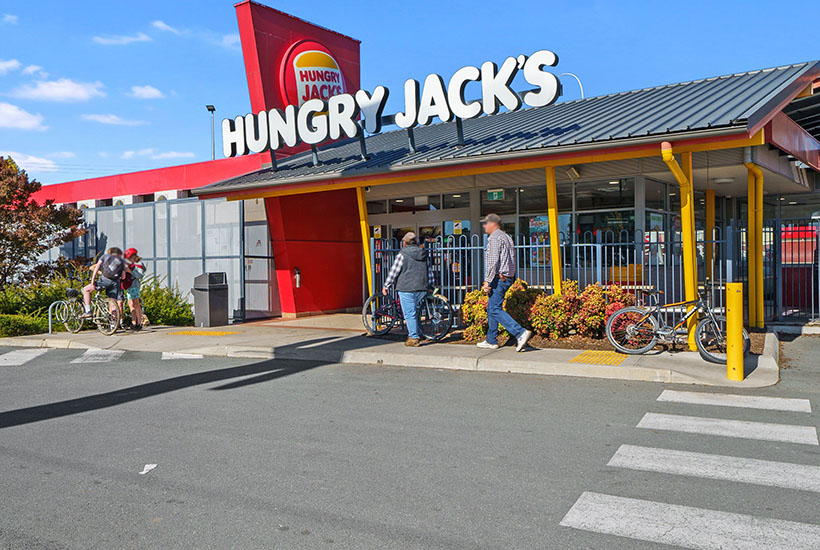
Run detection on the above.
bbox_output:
[0,337,350,430]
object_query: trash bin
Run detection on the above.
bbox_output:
[192,272,229,327]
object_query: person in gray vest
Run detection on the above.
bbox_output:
[382,232,435,347]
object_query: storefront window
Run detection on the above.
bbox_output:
[442,192,470,209]
[575,178,634,211]
[576,211,635,240]
[645,179,666,210]
[389,195,441,213]
[518,214,572,244]
[480,187,516,216]
[367,200,387,215]
[517,184,572,214]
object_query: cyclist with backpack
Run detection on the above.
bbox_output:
[82,247,131,318]
[123,248,146,331]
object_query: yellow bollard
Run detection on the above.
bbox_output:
[726,282,744,381]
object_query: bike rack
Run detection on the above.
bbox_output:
[47,300,66,334]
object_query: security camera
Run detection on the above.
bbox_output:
[364,186,371,192]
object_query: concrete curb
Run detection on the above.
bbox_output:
[0,332,780,387]
[769,324,820,335]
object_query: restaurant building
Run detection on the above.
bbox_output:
[35,1,820,328]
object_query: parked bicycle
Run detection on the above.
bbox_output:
[62,288,120,336]
[605,283,750,364]
[362,288,454,341]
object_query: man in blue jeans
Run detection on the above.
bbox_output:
[382,232,435,347]
[477,214,533,351]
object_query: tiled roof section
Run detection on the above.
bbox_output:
[195,61,820,195]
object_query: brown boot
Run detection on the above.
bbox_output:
[405,338,421,347]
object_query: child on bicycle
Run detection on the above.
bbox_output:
[82,247,130,318]
[123,248,146,331]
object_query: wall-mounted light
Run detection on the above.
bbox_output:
[565,166,580,180]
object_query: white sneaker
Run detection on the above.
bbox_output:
[516,330,533,352]
[476,341,499,349]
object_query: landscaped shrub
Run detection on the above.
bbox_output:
[502,279,543,330]
[530,280,580,339]
[139,276,194,326]
[0,313,49,337]
[461,288,489,341]
[605,284,636,320]
[576,283,608,338]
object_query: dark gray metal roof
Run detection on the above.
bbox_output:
[195,61,820,196]
[784,93,820,141]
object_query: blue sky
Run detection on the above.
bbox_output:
[1,0,817,185]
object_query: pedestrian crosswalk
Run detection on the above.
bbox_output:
[0,347,206,364]
[561,388,820,548]
[0,348,49,366]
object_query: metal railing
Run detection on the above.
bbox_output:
[370,228,728,327]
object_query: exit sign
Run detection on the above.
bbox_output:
[487,189,505,201]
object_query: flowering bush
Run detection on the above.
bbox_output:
[461,289,489,341]
[576,283,608,337]
[605,284,636,320]
[460,279,543,341]
[502,279,542,330]
[530,280,580,339]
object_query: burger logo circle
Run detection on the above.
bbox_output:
[280,40,346,107]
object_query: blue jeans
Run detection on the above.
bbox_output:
[399,291,426,339]
[486,278,524,345]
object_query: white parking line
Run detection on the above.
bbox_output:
[560,491,820,550]
[609,444,820,493]
[70,349,124,363]
[0,348,49,366]
[637,412,818,445]
[657,390,812,413]
[161,352,204,360]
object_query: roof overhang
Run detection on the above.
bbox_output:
[195,127,764,201]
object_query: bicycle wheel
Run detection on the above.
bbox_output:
[695,315,750,364]
[606,306,659,355]
[362,293,397,336]
[63,301,85,333]
[95,302,120,336]
[419,294,454,342]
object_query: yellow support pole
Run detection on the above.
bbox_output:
[745,169,757,327]
[661,143,698,351]
[726,282,744,381]
[355,186,374,297]
[545,166,563,295]
[705,189,715,281]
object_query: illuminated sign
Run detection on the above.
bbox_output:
[223,49,561,157]
[280,40,346,106]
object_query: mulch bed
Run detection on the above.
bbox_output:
[369,327,766,355]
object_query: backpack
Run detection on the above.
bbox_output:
[100,254,124,280]
[121,271,133,290]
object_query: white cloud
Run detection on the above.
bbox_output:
[48,151,76,159]
[82,114,147,126]
[98,152,110,158]
[151,151,195,160]
[2,14,18,25]
[11,79,105,102]
[93,32,151,46]
[0,102,46,130]
[0,151,58,173]
[152,20,181,34]
[22,64,47,78]
[217,33,241,50]
[0,58,21,75]
[121,148,155,159]
[129,84,164,99]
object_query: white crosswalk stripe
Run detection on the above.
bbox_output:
[161,352,203,360]
[657,389,812,413]
[560,491,820,550]
[0,348,49,366]
[70,349,124,363]
[609,444,820,493]
[637,412,819,445]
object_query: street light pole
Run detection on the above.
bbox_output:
[559,73,585,99]
[206,105,216,160]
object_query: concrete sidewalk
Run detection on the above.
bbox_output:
[0,324,779,387]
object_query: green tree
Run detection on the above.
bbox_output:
[0,156,85,288]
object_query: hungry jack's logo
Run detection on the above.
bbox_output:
[280,40,346,107]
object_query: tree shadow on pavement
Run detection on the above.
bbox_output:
[0,337,348,430]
